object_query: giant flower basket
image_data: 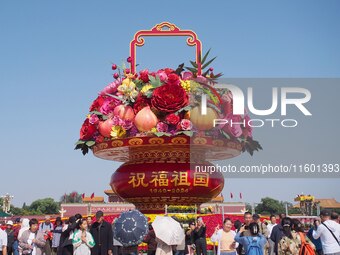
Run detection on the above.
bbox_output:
[75,22,262,213]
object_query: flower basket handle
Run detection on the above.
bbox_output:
[130,22,202,75]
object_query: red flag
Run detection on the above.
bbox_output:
[71,192,77,198]
[240,192,243,199]
[230,192,234,199]
[90,193,95,199]
[81,193,85,199]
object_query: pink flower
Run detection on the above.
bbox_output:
[194,75,208,84]
[244,114,253,137]
[112,116,122,126]
[156,122,169,132]
[100,80,121,96]
[181,71,193,80]
[156,70,168,82]
[89,114,99,125]
[99,97,120,115]
[223,114,244,138]
[179,119,193,131]
[121,119,133,130]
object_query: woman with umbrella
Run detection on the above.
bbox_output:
[113,210,149,255]
[152,216,185,255]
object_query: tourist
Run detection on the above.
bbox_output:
[236,212,252,255]
[194,217,207,255]
[155,238,173,255]
[313,210,340,255]
[253,214,269,254]
[5,220,15,255]
[267,215,277,255]
[19,218,46,255]
[144,224,157,255]
[90,211,114,255]
[0,225,7,255]
[176,226,186,255]
[234,220,242,233]
[291,219,315,253]
[277,217,302,255]
[12,218,21,255]
[185,222,195,255]
[72,218,95,255]
[235,222,267,255]
[331,212,339,224]
[58,216,79,255]
[52,217,63,255]
[39,215,54,255]
[307,220,323,255]
[270,214,286,255]
[211,218,237,255]
[86,216,93,229]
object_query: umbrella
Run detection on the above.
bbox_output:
[113,210,148,247]
[152,216,185,245]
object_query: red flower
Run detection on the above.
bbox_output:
[167,73,180,86]
[80,119,96,140]
[165,113,180,125]
[164,68,175,75]
[139,69,149,83]
[89,95,106,112]
[151,84,188,113]
[133,95,150,114]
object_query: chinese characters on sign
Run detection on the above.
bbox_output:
[128,171,210,194]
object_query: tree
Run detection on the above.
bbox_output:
[60,191,83,203]
[245,203,252,213]
[29,198,60,214]
[256,197,285,215]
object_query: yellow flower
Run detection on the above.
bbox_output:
[180,80,191,92]
[141,84,153,94]
[150,127,157,133]
[122,78,136,91]
[110,126,126,138]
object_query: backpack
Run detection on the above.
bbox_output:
[245,236,263,255]
[298,232,315,255]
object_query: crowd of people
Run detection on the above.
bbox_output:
[0,210,339,255]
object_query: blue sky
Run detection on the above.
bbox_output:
[0,0,339,207]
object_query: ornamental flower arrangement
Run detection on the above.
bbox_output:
[75,50,262,155]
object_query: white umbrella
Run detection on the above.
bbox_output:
[152,216,185,245]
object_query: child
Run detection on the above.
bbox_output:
[72,219,95,255]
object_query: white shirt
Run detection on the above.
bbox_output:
[27,232,37,255]
[267,223,277,238]
[313,220,340,254]
[0,229,7,251]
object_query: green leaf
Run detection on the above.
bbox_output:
[185,67,197,73]
[175,63,185,75]
[81,146,89,155]
[154,132,172,137]
[221,130,231,140]
[201,48,211,64]
[148,75,162,88]
[105,93,125,102]
[75,140,85,145]
[182,131,194,137]
[202,56,217,70]
[85,141,96,147]
[190,61,198,68]
[175,105,192,114]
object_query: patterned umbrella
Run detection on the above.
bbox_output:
[113,210,148,247]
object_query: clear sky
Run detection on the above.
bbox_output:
[0,0,339,207]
